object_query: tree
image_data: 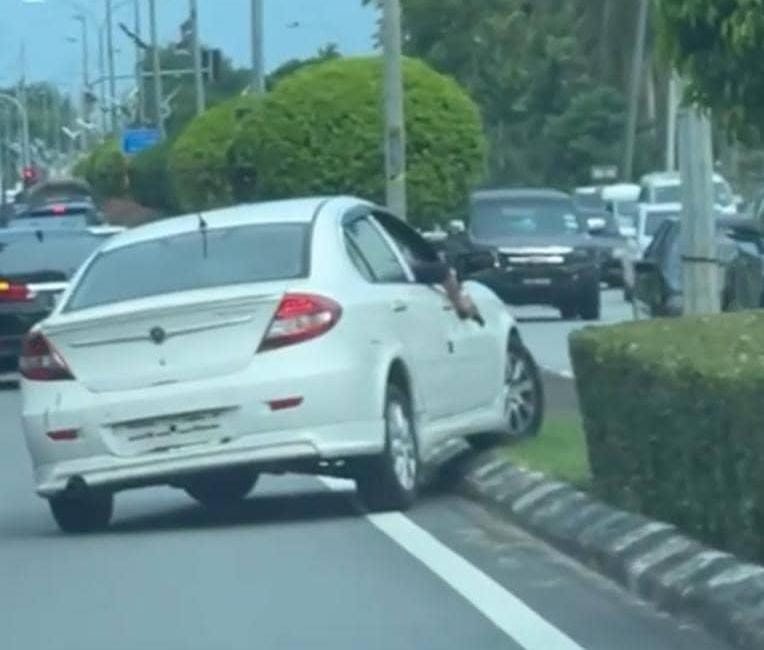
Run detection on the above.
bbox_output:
[168,94,259,212]
[365,0,659,186]
[229,56,486,228]
[656,0,764,138]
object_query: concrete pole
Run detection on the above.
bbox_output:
[622,0,649,181]
[382,0,407,221]
[251,0,265,93]
[678,103,720,315]
[148,0,166,138]
[105,0,118,133]
[666,72,679,172]
[190,0,206,114]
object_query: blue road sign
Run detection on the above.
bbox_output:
[121,128,161,155]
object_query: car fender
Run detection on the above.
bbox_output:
[371,340,425,428]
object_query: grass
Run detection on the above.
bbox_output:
[503,416,591,488]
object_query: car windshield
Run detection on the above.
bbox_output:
[470,198,581,238]
[65,223,309,311]
[574,191,604,210]
[653,181,733,206]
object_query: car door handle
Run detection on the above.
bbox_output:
[392,300,408,313]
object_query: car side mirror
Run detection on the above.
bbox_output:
[462,250,497,275]
[587,217,607,235]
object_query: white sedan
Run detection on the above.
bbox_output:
[19,197,544,532]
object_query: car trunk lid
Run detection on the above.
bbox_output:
[42,284,289,393]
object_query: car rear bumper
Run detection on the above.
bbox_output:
[31,419,384,497]
[470,265,598,306]
[21,343,388,497]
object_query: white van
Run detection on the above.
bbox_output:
[638,171,737,216]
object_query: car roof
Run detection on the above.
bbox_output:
[98,196,367,252]
[471,188,571,202]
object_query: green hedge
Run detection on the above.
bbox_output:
[168,95,259,212]
[88,139,128,198]
[128,138,177,214]
[570,313,764,561]
[229,56,486,229]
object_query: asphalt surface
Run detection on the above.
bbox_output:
[513,288,634,376]
[0,384,735,650]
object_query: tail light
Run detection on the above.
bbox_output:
[258,293,341,352]
[19,333,74,381]
[0,281,31,302]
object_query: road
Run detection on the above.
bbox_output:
[513,289,634,377]
[0,387,734,650]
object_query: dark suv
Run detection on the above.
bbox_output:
[446,189,601,320]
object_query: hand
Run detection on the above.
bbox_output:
[455,293,485,326]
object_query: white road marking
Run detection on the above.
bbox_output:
[320,477,586,650]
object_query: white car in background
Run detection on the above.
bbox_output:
[622,203,683,302]
[20,197,544,533]
[638,171,738,216]
[601,183,640,237]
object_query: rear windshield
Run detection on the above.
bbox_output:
[0,233,108,283]
[470,198,581,238]
[65,223,309,312]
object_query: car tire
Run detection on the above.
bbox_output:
[185,468,259,509]
[49,491,114,533]
[470,338,544,449]
[355,382,418,513]
[579,282,601,321]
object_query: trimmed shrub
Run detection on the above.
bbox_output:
[90,139,128,198]
[229,56,486,229]
[169,95,259,212]
[570,313,764,561]
[128,139,177,214]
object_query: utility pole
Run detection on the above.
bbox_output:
[251,0,265,93]
[678,103,719,315]
[622,0,649,181]
[382,0,407,221]
[666,72,680,171]
[134,0,145,123]
[190,0,206,114]
[105,0,118,133]
[148,0,166,138]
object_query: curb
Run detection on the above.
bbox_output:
[452,452,764,650]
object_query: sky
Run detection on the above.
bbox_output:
[0,0,378,92]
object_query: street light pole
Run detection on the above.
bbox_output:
[382,0,407,221]
[134,0,145,123]
[251,0,265,93]
[148,0,165,138]
[105,0,118,133]
[190,0,206,114]
[0,93,31,168]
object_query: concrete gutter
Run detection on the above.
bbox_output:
[451,452,764,650]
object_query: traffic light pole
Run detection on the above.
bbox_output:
[251,0,265,93]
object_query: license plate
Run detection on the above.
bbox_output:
[522,278,553,286]
[114,410,225,451]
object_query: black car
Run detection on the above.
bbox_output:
[9,200,105,230]
[0,227,118,376]
[583,208,631,287]
[633,217,764,317]
[441,189,601,320]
